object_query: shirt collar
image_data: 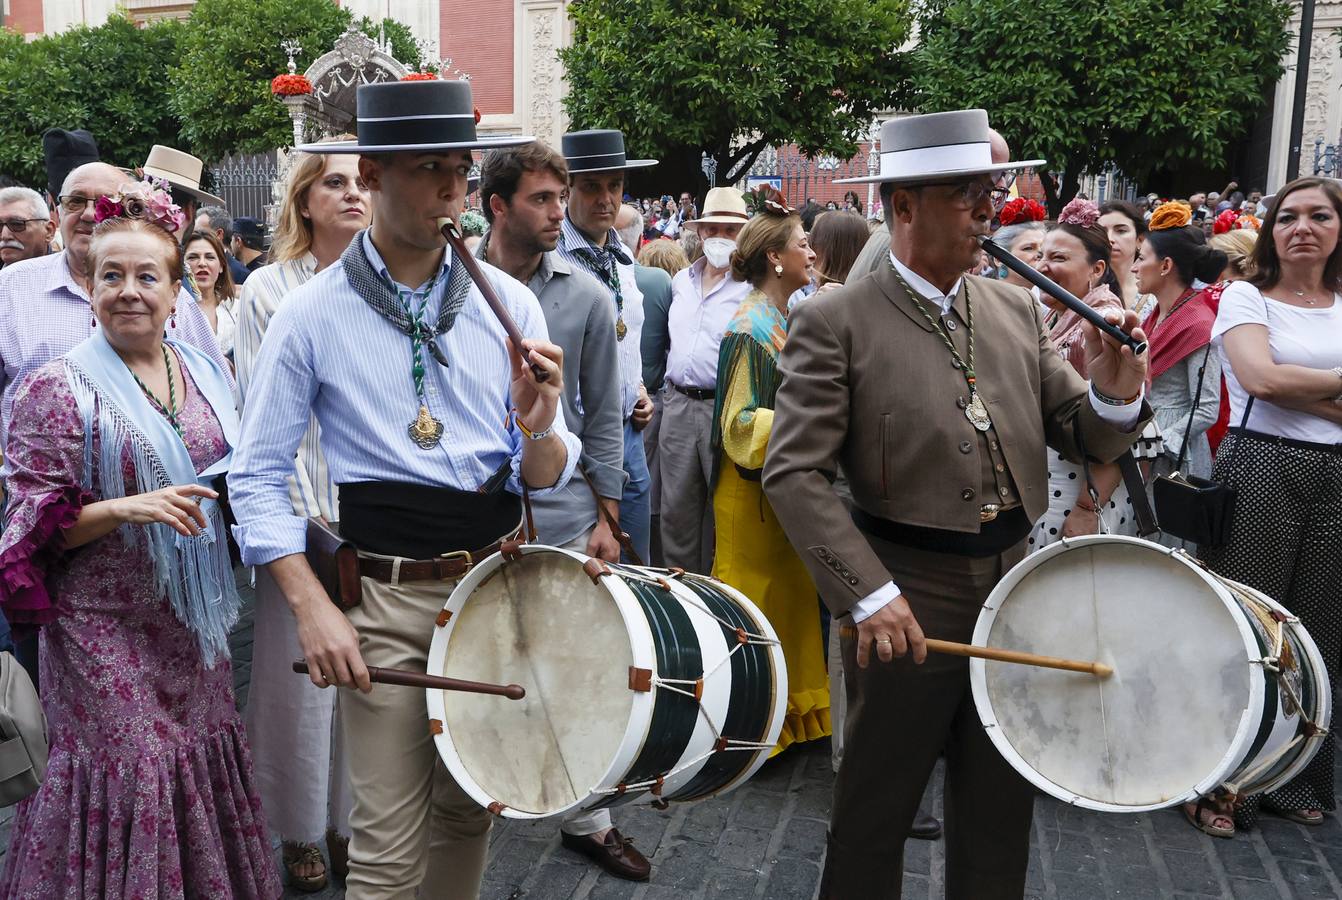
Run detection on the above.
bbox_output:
[40,250,90,301]
[361,230,451,293]
[562,215,632,265]
[474,230,571,287]
[889,252,961,315]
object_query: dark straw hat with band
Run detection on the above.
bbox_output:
[561,129,657,174]
[297,80,533,154]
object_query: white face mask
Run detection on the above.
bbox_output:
[702,236,736,269]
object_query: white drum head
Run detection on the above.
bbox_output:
[971,536,1262,812]
[435,551,637,816]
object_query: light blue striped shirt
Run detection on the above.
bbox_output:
[556,216,644,417]
[228,231,580,566]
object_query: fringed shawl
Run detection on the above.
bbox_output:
[710,291,788,485]
[64,332,240,665]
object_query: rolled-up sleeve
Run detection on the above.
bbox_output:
[227,306,318,564]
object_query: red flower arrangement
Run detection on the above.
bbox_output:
[998,197,1047,227]
[401,71,438,82]
[270,73,312,96]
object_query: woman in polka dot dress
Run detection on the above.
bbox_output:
[1029,200,1143,551]
[1201,177,1342,835]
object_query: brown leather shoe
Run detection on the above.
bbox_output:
[560,827,651,881]
[910,811,943,841]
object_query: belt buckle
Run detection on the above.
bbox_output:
[437,549,474,577]
[979,504,1000,523]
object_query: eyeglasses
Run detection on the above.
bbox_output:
[917,180,1012,213]
[57,194,109,215]
[0,218,47,234]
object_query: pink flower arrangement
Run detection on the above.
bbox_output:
[92,177,185,233]
[1057,198,1100,229]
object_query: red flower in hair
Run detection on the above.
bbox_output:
[998,197,1046,227]
[1212,208,1239,235]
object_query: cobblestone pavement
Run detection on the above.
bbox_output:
[4,586,1342,899]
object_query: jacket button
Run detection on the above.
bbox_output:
[848,577,859,585]
[995,463,1005,473]
[956,396,968,409]
[959,441,972,454]
[945,317,958,331]
[999,486,1010,497]
[961,488,976,501]
[990,440,999,451]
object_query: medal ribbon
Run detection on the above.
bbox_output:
[889,259,980,395]
[572,241,628,334]
[397,270,444,407]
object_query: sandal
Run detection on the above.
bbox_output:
[1183,797,1235,839]
[1273,807,1325,826]
[282,840,328,893]
[326,827,350,880]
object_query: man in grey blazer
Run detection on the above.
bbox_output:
[764,110,1152,899]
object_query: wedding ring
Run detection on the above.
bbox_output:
[876,637,892,645]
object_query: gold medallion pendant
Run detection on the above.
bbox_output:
[408,405,444,449]
[965,392,992,432]
[615,316,628,341]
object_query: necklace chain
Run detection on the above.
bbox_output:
[129,344,183,438]
[888,260,977,389]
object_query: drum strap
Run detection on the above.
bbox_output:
[580,469,645,566]
[1074,419,1158,536]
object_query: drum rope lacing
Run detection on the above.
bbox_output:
[1219,578,1329,795]
[589,568,781,798]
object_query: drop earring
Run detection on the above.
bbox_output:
[169,308,177,329]
[90,315,96,327]
[774,264,784,277]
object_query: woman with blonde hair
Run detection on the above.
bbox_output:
[711,192,829,755]
[1210,229,1258,283]
[637,238,688,277]
[232,135,370,892]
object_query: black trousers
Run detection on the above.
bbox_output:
[819,536,1035,900]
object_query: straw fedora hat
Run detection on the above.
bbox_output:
[298,81,532,154]
[141,144,225,206]
[685,187,748,228]
[834,110,1043,185]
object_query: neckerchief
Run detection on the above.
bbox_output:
[339,229,473,369]
[567,223,633,322]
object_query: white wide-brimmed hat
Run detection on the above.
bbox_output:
[141,144,225,206]
[835,109,1044,185]
[685,187,748,228]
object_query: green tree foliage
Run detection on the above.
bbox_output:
[906,0,1292,213]
[170,0,419,161]
[0,16,184,189]
[559,0,910,194]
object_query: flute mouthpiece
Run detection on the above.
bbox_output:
[437,216,457,236]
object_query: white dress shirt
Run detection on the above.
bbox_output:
[850,254,1145,622]
[664,257,754,390]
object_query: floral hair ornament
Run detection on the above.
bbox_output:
[92,176,186,234]
[1213,208,1261,235]
[1148,201,1193,231]
[998,197,1047,227]
[744,184,795,217]
[1057,197,1101,229]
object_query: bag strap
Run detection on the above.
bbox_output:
[1174,343,1215,474]
[580,469,645,566]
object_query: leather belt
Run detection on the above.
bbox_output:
[358,541,506,584]
[672,383,715,401]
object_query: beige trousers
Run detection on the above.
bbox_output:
[340,562,493,900]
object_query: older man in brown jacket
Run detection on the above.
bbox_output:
[764,110,1152,899]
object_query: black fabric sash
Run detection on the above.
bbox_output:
[851,506,1031,559]
[339,480,521,559]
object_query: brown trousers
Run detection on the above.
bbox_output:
[819,535,1035,900]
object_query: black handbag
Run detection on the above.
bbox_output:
[1151,346,1245,546]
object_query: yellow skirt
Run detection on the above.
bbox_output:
[711,460,831,756]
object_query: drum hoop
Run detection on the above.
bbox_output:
[425,544,658,819]
[968,534,1267,812]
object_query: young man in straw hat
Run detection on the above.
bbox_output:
[764,109,1152,898]
[229,79,579,899]
[658,186,753,573]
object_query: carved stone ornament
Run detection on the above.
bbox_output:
[302,26,411,137]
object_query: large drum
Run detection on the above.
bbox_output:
[424,545,787,819]
[971,535,1330,813]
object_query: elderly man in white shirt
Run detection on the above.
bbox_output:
[658,187,753,573]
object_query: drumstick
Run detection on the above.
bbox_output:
[437,216,549,382]
[292,660,526,699]
[926,639,1113,678]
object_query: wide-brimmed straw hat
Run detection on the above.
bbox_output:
[141,144,225,206]
[298,81,533,154]
[685,187,748,228]
[561,129,657,174]
[835,109,1043,185]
